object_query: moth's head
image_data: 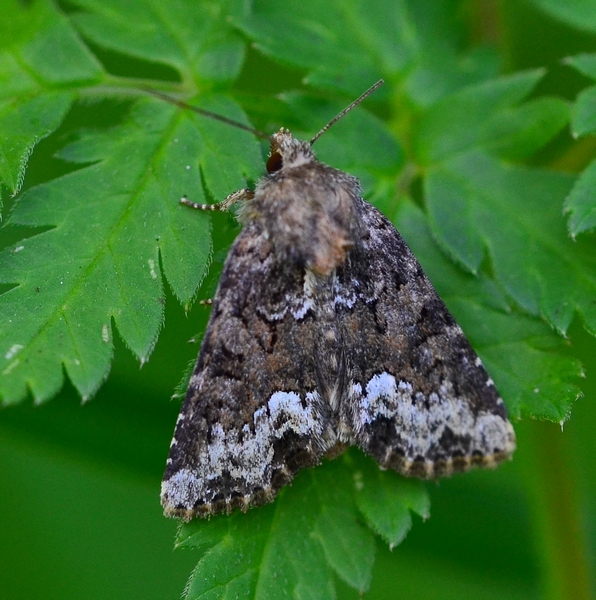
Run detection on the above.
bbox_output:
[266,128,315,174]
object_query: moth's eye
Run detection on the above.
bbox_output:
[266,150,283,174]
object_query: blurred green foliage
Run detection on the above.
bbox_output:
[1,0,596,598]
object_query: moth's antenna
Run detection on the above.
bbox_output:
[142,88,271,140]
[309,80,384,146]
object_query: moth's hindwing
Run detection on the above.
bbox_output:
[161,221,336,519]
[336,200,516,477]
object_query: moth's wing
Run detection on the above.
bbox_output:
[161,222,336,519]
[337,200,516,478]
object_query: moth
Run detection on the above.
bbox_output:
[157,82,516,520]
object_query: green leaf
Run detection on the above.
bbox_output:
[463,304,582,422]
[0,95,262,404]
[278,92,405,192]
[314,505,375,592]
[564,158,596,237]
[414,70,549,164]
[0,0,104,200]
[236,0,405,96]
[404,45,501,108]
[177,454,427,598]
[0,0,103,85]
[352,453,430,549]
[566,54,596,139]
[0,92,73,196]
[565,52,596,80]
[425,151,596,335]
[235,0,501,102]
[531,0,596,33]
[570,85,596,138]
[559,54,596,236]
[486,97,570,160]
[312,464,376,592]
[1,2,594,598]
[395,198,583,421]
[70,0,247,83]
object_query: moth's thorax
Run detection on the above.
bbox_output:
[239,129,363,275]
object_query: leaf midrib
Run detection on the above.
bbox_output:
[7,101,190,381]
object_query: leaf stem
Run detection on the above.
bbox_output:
[522,420,592,600]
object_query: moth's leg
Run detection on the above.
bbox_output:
[181,190,253,306]
[180,188,255,212]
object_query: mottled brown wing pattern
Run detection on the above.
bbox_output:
[334,200,516,477]
[162,125,515,521]
[161,221,337,519]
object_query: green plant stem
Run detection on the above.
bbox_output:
[522,419,591,600]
